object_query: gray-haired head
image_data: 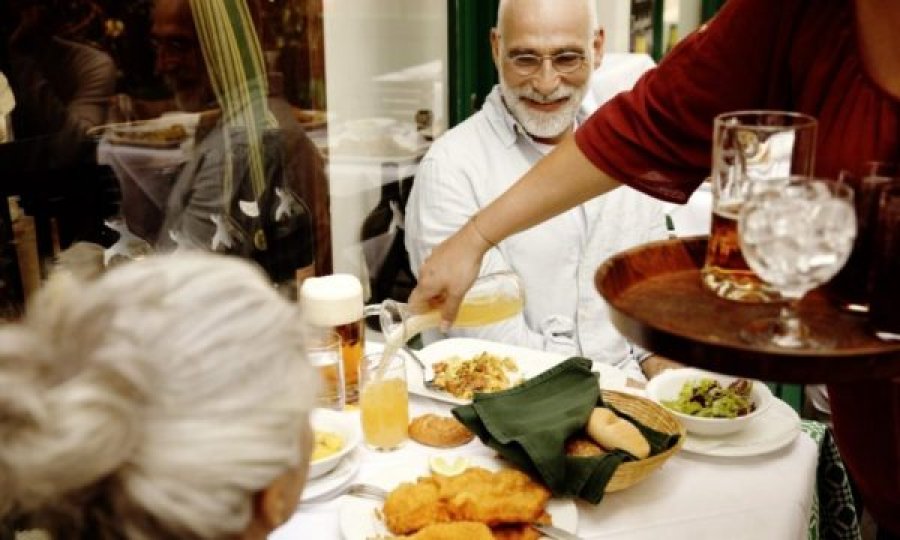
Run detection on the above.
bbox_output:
[0,251,316,539]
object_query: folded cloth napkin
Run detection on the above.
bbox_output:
[453,357,679,504]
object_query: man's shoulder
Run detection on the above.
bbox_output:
[422,109,494,160]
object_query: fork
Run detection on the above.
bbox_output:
[403,346,438,390]
[345,483,388,501]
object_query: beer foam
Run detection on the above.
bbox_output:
[299,274,364,326]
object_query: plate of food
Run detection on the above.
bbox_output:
[408,338,629,405]
[337,455,577,540]
[107,122,190,148]
[292,108,328,130]
[679,398,801,457]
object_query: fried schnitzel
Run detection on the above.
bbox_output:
[383,467,550,535]
[401,522,494,539]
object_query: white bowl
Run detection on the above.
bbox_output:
[308,409,361,479]
[645,368,772,437]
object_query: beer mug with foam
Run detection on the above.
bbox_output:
[702,111,817,302]
[299,274,365,403]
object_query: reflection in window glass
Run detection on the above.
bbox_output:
[0,0,448,308]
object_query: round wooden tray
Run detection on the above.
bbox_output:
[594,237,900,383]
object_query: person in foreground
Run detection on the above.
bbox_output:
[0,251,316,539]
[409,0,900,535]
[405,0,676,379]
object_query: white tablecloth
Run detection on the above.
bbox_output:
[271,391,818,540]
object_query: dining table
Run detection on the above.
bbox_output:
[269,340,852,540]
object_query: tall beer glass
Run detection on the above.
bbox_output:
[702,111,818,302]
[299,274,365,403]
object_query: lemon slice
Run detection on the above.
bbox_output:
[428,455,470,476]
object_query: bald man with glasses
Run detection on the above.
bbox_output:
[404,0,679,380]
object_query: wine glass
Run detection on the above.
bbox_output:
[737,178,857,348]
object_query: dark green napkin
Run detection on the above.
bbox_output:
[452,357,680,504]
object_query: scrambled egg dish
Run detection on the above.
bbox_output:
[432,352,521,400]
[312,430,344,461]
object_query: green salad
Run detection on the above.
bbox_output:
[663,378,756,418]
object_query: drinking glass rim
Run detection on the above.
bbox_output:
[746,176,855,203]
[714,110,818,130]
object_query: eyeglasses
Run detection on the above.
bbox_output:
[506,51,587,76]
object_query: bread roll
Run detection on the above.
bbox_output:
[585,407,650,459]
[565,436,607,457]
[409,413,475,448]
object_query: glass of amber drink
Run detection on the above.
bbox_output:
[299,274,365,403]
[308,330,346,411]
[702,111,818,303]
[359,351,409,451]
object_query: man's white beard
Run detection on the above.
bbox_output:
[500,78,587,140]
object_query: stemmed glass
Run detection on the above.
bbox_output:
[737,178,857,348]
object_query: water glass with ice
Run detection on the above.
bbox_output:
[737,177,857,348]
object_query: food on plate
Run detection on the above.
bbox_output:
[428,456,471,476]
[564,436,607,458]
[491,511,551,540]
[663,377,756,418]
[585,407,650,459]
[110,123,188,146]
[397,521,494,540]
[382,467,550,535]
[410,414,475,448]
[432,352,522,400]
[311,430,344,461]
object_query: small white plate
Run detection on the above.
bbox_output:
[337,455,578,539]
[681,398,801,457]
[407,337,629,405]
[300,449,362,503]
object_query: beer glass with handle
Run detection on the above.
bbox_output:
[702,111,818,302]
[365,271,525,363]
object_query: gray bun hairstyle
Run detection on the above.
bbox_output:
[0,251,317,539]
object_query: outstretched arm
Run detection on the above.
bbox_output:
[408,134,620,326]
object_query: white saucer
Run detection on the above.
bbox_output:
[681,398,801,457]
[300,449,362,503]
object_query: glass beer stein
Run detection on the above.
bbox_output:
[365,271,525,357]
[701,111,818,302]
[299,274,365,403]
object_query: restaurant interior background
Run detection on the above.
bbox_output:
[0,0,726,313]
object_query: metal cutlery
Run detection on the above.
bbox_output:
[345,483,389,501]
[403,346,438,390]
[531,522,583,540]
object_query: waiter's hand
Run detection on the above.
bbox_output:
[407,219,493,328]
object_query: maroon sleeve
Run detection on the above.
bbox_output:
[576,0,806,203]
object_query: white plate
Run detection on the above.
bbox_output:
[407,337,629,405]
[337,455,578,539]
[300,449,362,503]
[681,397,801,457]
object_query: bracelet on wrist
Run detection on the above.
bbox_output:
[470,213,498,249]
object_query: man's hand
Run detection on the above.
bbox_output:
[407,218,493,328]
[641,354,683,379]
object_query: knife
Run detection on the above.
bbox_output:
[531,522,582,540]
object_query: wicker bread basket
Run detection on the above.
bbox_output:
[602,389,686,492]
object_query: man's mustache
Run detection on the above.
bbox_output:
[516,86,576,104]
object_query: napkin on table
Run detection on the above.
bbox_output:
[453,357,679,504]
